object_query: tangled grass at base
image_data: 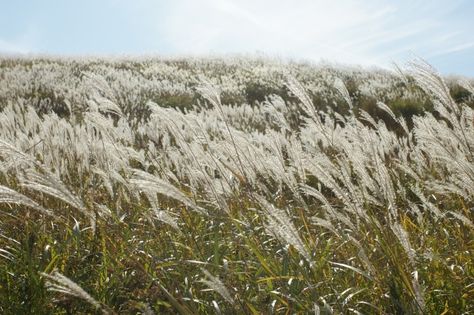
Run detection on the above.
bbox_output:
[0,56,473,314]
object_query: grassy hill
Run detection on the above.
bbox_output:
[0,56,473,314]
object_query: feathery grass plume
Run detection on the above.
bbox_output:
[287,135,307,180]
[255,195,312,263]
[285,75,337,147]
[329,261,373,281]
[447,211,474,230]
[82,71,117,104]
[0,184,53,217]
[372,153,397,209]
[305,158,363,220]
[334,157,367,218]
[131,170,207,215]
[89,96,124,117]
[390,222,426,311]
[0,139,38,171]
[286,76,317,119]
[458,78,474,95]
[391,222,416,267]
[262,95,291,132]
[93,203,112,218]
[200,268,235,305]
[91,167,130,200]
[407,58,457,114]
[300,184,334,213]
[377,101,409,134]
[334,77,353,109]
[41,270,107,313]
[196,78,222,110]
[19,169,91,218]
[145,194,181,231]
[311,216,339,237]
[358,109,378,128]
[84,111,118,139]
[409,185,440,219]
[392,61,410,86]
[346,235,376,276]
[91,166,115,198]
[153,208,181,231]
[83,111,138,166]
[301,183,356,230]
[413,112,474,192]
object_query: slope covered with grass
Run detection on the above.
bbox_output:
[0,56,473,314]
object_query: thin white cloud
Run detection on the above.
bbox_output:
[159,0,386,64]
[149,0,471,70]
[430,42,474,57]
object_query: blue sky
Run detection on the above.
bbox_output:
[1,0,473,76]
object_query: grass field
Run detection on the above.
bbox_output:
[0,56,473,314]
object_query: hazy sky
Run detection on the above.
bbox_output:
[1,0,473,76]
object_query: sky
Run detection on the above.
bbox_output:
[0,0,473,76]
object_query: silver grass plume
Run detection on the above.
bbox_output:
[82,72,117,104]
[131,170,207,215]
[0,139,38,171]
[200,268,235,305]
[41,270,107,314]
[334,77,353,109]
[256,195,312,263]
[286,76,334,146]
[301,183,355,230]
[88,96,123,117]
[19,169,92,219]
[377,101,409,134]
[458,78,474,95]
[0,184,53,217]
[447,211,474,230]
[286,76,317,119]
[390,222,425,311]
[153,208,180,231]
[147,196,181,231]
[407,58,458,115]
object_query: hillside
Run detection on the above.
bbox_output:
[0,57,473,314]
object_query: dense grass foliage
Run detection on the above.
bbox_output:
[0,56,473,314]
